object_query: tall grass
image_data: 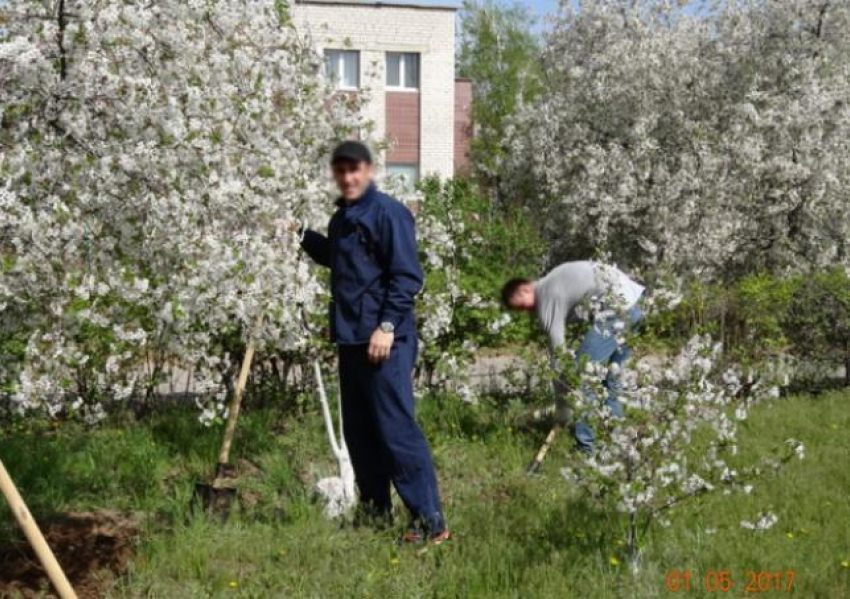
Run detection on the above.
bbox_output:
[1,391,848,597]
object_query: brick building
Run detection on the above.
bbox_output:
[291,0,471,182]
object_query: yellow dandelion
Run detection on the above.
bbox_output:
[786,532,794,539]
[609,556,620,566]
[390,557,400,566]
[841,560,849,569]
[228,581,238,588]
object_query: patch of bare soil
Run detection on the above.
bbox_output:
[0,510,142,599]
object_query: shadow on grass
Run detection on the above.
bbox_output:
[537,496,620,553]
[0,423,170,521]
[501,483,619,552]
[419,392,526,443]
[0,403,282,524]
[0,433,71,520]
[784,376,849,396]
[144,401,286,463]
[146,404,222,458]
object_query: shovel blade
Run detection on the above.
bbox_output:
[192,482,237,519]
[526,459,543,475]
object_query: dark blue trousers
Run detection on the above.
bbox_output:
[338,336,446,534]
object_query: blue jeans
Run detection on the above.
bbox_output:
[574,303,644,454]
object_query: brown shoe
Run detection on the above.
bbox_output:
[402,529,451,546]
[430,529,451,546]
[401,529,424,545]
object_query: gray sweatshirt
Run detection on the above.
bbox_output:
[534,261,644,352]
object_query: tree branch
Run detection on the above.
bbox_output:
[57,0,68,80]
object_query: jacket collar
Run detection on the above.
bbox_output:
[335,181,378,210]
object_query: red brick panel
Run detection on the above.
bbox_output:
[454,79,473,175]
[386,91,421,164]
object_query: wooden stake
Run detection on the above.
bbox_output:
[526,424,562,474]
[216,316,262,471]
[0,458,78,599]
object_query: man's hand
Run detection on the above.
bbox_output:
[553,397,573,425]
[368,328,394,364]
[275,217,305,239]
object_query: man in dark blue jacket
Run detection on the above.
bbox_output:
[300,141,448,544]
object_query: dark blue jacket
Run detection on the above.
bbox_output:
[301,182,424,345]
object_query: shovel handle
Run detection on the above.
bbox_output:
[526,424,561,474]
[217,317,261,467]
[0,459,78,599]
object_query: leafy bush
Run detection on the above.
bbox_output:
[644,270,849,385]
[645,275,794,361]
[414,177,546,393]
[736,274,797,356]
[785,268,850,386]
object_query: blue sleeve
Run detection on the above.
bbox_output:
[301,228,331,268]
[379,205,424,329]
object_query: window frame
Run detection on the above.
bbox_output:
[324,49,360,91]
[385,52,420,92]
[386,163,420,188]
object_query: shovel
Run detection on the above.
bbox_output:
[193,317,261,516]
[526,423,562,474]
[0,458,78,598]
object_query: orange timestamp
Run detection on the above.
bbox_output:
[664,569,796,593]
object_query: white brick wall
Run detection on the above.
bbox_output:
[290,1,456,179]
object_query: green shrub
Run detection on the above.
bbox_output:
[645,270,849,385]
[785,268,850,386]
[648,275,795,362]
[735,273,798,359]
[415,177,546,383]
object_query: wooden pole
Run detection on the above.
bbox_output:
[526,424,562,474]
[216,316,262,472]
[0,458,78,599]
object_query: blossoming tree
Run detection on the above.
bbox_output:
[0,0,360,420]
[0,0,474,427]
[508,0,850,278]
[557,317,802,569]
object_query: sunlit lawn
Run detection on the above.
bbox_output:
[1,390,848,598]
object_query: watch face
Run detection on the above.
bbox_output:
[381,322,394,333]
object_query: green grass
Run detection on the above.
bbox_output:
[1,391,849,598]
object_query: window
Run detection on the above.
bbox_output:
[386,163,420,188]
[324,50,359,90]
[386,53,420,90]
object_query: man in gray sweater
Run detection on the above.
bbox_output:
[501,261,645,453]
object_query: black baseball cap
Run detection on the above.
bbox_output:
[331,140,372,165]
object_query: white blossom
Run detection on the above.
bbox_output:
[741,511,779,531]
[507,0,850,277]
[553,284,796,568]
[0,0,452,418]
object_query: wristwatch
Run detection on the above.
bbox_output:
[380,322,395,334]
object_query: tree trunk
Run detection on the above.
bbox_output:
[844,353,849,387]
